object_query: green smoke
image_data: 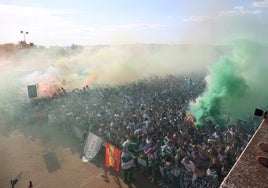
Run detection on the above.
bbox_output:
[189,39,268,127]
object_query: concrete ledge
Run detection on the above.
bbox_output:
[220,119,268,188]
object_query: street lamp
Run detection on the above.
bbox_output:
[20,31,29,43]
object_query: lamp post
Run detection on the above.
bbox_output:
[20,31,29,43]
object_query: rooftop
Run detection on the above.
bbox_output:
[220,118,268,188]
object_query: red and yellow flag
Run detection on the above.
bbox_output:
[105,142,121,172]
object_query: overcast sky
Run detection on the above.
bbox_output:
[0,0,268,46]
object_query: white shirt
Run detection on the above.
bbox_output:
[181,158,196,173]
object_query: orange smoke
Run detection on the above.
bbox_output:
[83,72,98,86]
[37,82,61,98]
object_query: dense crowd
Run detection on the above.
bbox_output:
[16,74,259,188]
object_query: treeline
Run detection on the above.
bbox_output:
[0,41,85,57]
[0,41,35,57]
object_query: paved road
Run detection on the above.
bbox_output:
[0,121,159,188]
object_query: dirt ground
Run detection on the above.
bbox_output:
[0,121,159,188]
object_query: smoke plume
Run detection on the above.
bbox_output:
[0,44,222,102]
[189,39,268,126]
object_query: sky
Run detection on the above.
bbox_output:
[0,0,268,46]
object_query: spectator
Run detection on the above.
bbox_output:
[221,158,231,178]
[256,142,268,168]
[206,164,219,186]
[256,156,268,168]
[10,179,18,188]
[181,156,196,181]
[16,73,257,188]
[28,181,33,188]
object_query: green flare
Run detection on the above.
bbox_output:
[190,56,248,127]
[189,39,268,128]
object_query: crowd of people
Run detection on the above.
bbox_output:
[15,74,259,188]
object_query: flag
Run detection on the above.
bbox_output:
[84,131,103,161]
[105,142,121,172]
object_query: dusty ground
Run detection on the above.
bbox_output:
[0,121,159,188]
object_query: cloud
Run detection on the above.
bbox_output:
[81,23,166,37]
[253,0,268,7]
[219,6,261,16]
[0,4,71,15]
[167,16,175,20]
[183,6,261,23]
[183,15,214,22]
[110,23,166,30]
[179,2,268,46]
[0,4,72,27]
[0,3,167,46]
[0,4,74,44]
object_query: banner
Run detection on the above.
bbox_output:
[105,142,121,172]
[27,85,37,98]
[83,131,103,161]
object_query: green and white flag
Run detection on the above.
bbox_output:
[83,131,103,161]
